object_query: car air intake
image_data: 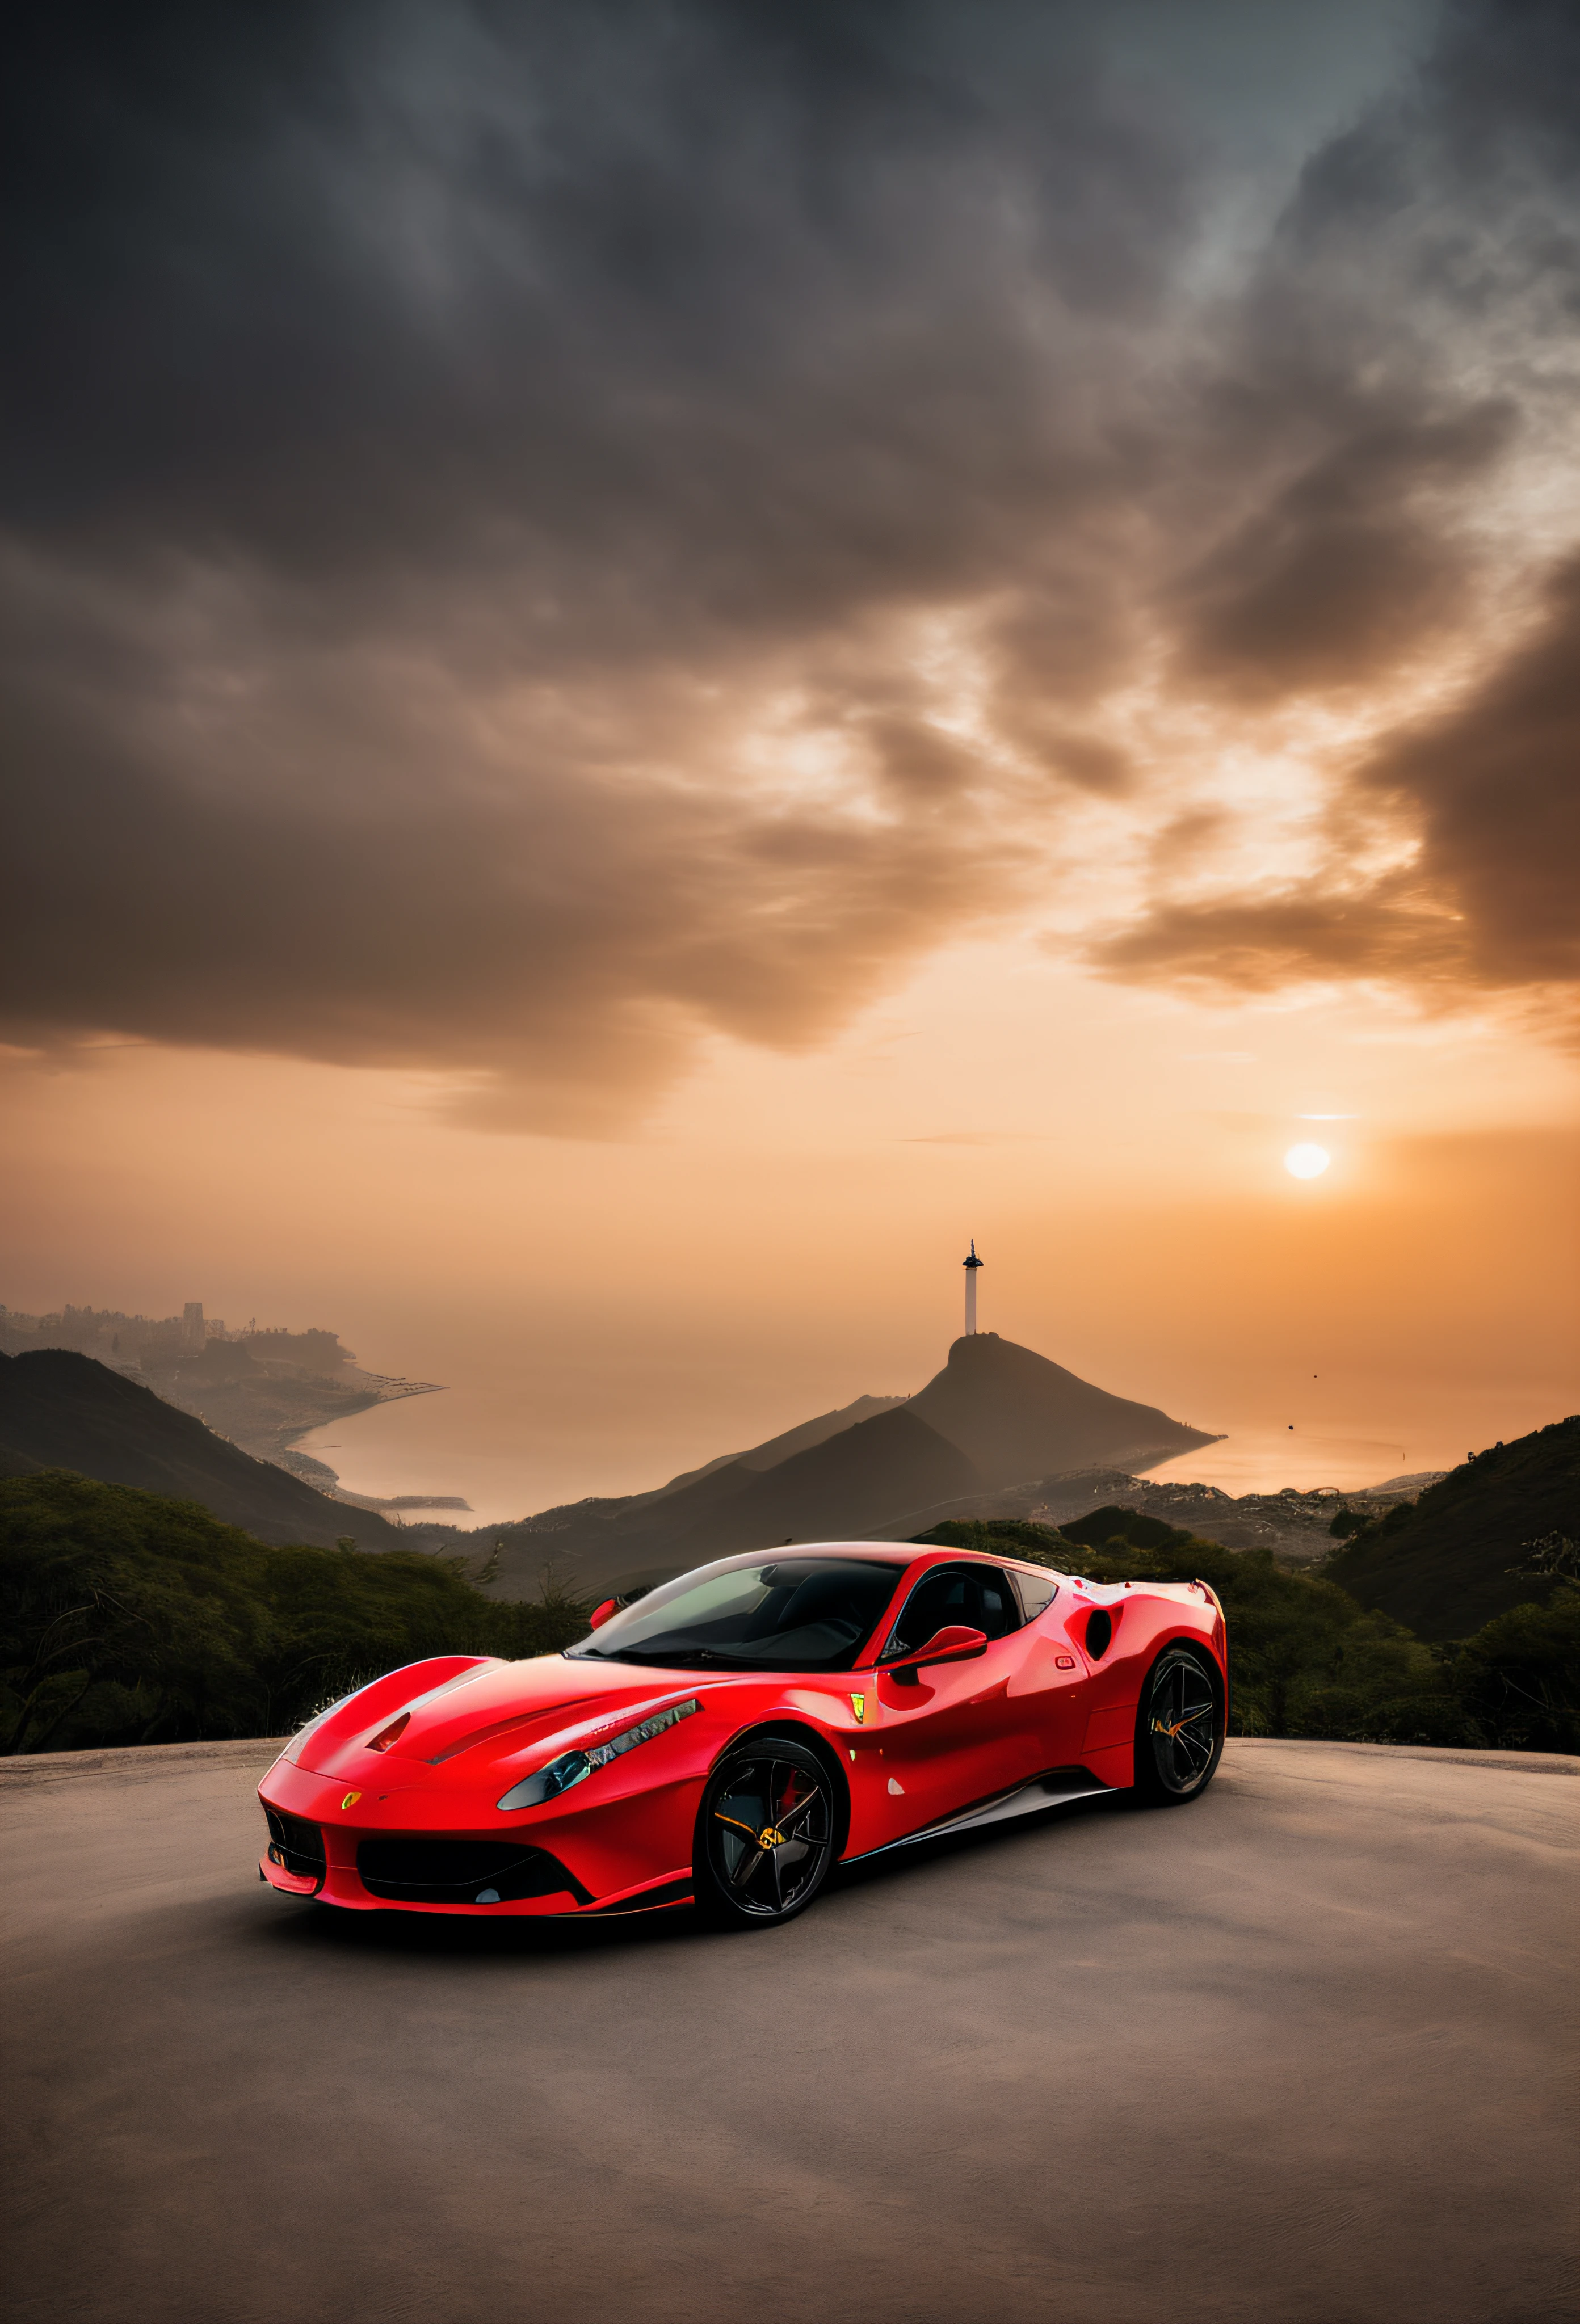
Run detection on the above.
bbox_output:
[264,1806,326,1882]
[356,1837,591,1906]
[1084,1609,1113,1661]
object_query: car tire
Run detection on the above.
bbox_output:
[1132,1644,1224,1805]
[694,1733,838,1929]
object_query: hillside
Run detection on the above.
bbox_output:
[488,1404,978,1600]
[682,1405,980,1556]
[0,1299,449,1506]
[907,1334,1216,1480]
[911,1470,1450,1568]
[628,1393,906,1505]
[485,1334,1212,1602]
[1324,1417,1580,1637]
[0,1351,409,1551]
[0,1332,1218,1599]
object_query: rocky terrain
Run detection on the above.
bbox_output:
[924,1468,1451,1566]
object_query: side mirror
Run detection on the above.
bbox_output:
[882,1623,988,1684]
[589,1598,619,1631]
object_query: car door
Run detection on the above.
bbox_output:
[869,1563,1045,1839]
[1001,1564,1099,1773]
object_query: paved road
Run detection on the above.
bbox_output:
[3,1738,1575,2324]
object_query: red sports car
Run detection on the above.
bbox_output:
[258,1542,1226,1929]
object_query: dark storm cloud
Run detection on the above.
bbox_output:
[1372,561,1580,993]
[1171,406,1511,696]
[5,1,1184,608]
[0,564,1034,1129]
[1099,561,1580,1006]
[2,0,1577,1121]
[1162,0,1579,692]
[1099,0,1580,1022]
[2,0,1194,1123]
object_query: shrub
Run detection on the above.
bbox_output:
[0,1471,590,1753]
[1450,1585,1580,1753]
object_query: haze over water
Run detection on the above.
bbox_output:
[299,1391,1478,1539]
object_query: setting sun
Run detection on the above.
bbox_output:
[1284,1143,1331,1180]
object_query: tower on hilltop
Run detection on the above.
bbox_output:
[962,1239,983,1336]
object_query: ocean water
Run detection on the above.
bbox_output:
[1142,1425,1424,1497]
[299,1393,1476,1537]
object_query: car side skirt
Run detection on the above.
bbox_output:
[841,1766,1117,1867]
[548,1768,1118,1910]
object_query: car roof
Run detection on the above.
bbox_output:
[760,1540,1067,1582]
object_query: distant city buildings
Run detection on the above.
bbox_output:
[0,1301,345,1375]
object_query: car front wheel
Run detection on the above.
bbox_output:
[694,1734,836,1929]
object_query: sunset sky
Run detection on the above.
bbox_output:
[4,0,1576,1523]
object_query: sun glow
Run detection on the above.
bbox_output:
[1284,1142,1331,1179]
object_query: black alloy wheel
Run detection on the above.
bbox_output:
[1133,1646,1224,1804]
[695,1734,836,1929]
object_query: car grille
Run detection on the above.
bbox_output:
[264,1806,326,1883]
[356,1837,591,1905]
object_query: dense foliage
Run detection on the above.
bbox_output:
[915,1513,1580,1753]
[1322,1416,1580,1637]
[0,1471,589,1754]
[5,1471,1575,1757]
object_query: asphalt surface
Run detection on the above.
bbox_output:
[3,1738,1575,2324]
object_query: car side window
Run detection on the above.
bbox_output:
[882,1569,964,1658]
[1010,1569,1058,1623]
[882,1564,1022,1657]
[974,1568,1019,1639]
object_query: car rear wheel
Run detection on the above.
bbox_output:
[1133,1645,1223,1804]
[695,1734,835,1929]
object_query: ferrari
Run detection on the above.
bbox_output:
[258,1541,1226,1929]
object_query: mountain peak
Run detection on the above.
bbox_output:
[906,1333,1216,1485]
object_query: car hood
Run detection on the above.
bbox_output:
[292,1652,719,1786]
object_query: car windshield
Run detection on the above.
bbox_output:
[566,1554,908,1673]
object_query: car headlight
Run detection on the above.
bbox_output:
[497,1698,700,1812]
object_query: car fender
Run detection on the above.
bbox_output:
[1075,1589,1223,1774]
[706,1698,856,1859]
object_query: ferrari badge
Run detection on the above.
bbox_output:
[341,1791,362,1810]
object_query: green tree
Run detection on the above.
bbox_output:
[1451,1586,1580,1752]
[0,1471,590,1752]
[0,1471,276,1751]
